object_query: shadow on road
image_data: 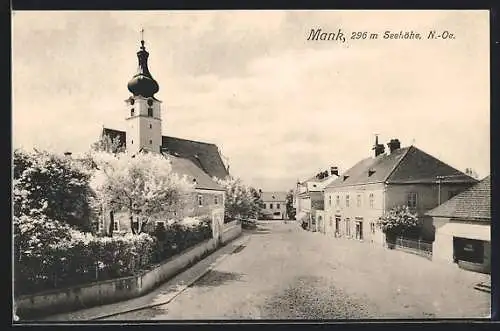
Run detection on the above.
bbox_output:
[192,270,245,288]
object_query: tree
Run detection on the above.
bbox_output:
[286,190,296,220]
[377,205,420,242]
[215,177,263,221]
[13,148,93,232]
[89,151,194,235]
[91,134,125,154]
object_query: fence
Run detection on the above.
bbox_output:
[392,236,433,259]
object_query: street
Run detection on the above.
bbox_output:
[100,221,490,320]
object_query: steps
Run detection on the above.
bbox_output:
[473,281,491,293]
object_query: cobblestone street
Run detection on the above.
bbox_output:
[99,221,490,320]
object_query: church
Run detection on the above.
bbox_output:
[97,36,229,234]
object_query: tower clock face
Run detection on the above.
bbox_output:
[147,99,153,106]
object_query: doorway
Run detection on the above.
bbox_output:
[355,221,363,240]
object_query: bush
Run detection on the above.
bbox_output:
[152,216,212,262]
[14,214,156,296]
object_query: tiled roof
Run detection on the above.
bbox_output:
[165,154,224,191]
[326,146,477,189]
[102,128,229,180]
[260,191,288,202]
[387,147,474,184]
[426,176,491,221]
[325,147,409,188]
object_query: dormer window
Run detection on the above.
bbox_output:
[148,108,153,117]
[343,175,349,181]
[368,168,376,176]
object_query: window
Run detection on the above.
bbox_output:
[131,140,133,144]
[130,109,135,116]
[346,195,350,208]
[149,124,152,129]
[113,221,119,231]
[148,108,153,117]
[369,193,374,208]
[329,195,332,207]
[214,195,219,205]
[370,222,375,234]
[336,195,340,207]
[277,203,280,209]
[407,192,418,209]
[156,221,165,228]
[270,203,273,209]
[345,218,351,236]
[356,194,361,208]
[98,218,103,232]
[329,216,333,227]
[198,194,203,206]
[149,139,152,144]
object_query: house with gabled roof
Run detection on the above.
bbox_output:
[426,176,491,274]
[294,167,339,231]
[96,37,229,235]
[323,136,478,245]
[260,191,288,220]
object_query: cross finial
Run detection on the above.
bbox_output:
[140,28,145,49]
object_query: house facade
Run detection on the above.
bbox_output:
[323,137,478,245]
[97,37,228,235]
[426,176,491,274]
[295,167,339,231]
[260,192,287,220]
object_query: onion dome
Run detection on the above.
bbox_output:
[127,39,159,98]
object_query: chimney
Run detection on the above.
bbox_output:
[372,135,385,157]
[387,139,401,154]
[330,166,339,176]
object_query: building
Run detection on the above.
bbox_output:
[426,176,491,274]
[260,191,288,220]
[97,37,229,235]
[294,167,339,231]
[323,137,478,245]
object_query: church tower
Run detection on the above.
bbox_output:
[125,34,163,155]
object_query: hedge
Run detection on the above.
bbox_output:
[14,214,212,296]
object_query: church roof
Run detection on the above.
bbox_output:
[165,154,225,191]
[101,128,229,181]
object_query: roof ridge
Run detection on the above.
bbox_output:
[163,135,216,146]
[384,145,414,183]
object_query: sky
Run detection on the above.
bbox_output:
[12,10,490,191]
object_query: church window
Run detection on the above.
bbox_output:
[147,99,153,106]
[214,195,219,205]
[130,109,135,116]
[198,194,203,206]
[148,108,153,117]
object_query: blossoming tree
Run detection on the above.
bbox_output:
[89,151,194,235]
[215,176,263,221]
[377,205,420,241]
[13,148,93,231]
